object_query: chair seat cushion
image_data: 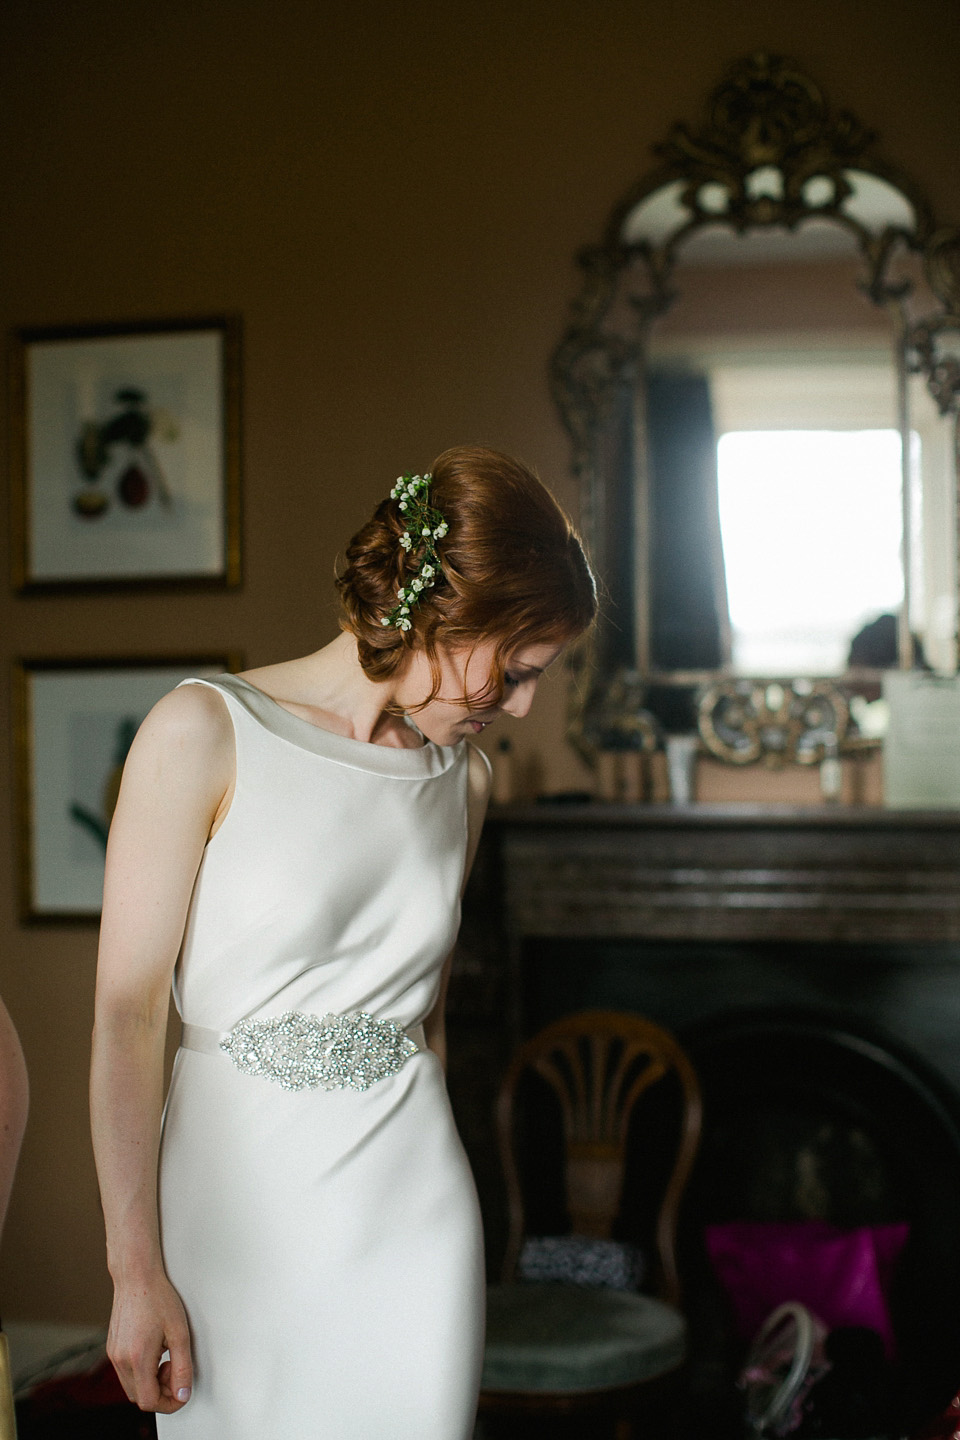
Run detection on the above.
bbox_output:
[482,1282,686,1394]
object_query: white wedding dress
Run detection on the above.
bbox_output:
[156,674,485,1438]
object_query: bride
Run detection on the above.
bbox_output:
[91,445,595,1436]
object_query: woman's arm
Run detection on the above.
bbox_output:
[423,744,492,1070]
[90,684,233,1414]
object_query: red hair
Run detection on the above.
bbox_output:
[336,445,596,705]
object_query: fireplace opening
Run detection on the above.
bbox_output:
[518,940,960,1431]
[679,1008,960,1432]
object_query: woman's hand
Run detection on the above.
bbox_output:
[107,1268,193,1413]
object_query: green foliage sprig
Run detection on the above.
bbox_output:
[381,473,449,631]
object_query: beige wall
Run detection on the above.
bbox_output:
[2,0,959,1323]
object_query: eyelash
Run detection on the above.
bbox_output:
[504,673,520,688]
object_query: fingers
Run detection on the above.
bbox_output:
[108,1341,161,1412]
[107,1320,193,1414]
[158,1330,193,1411]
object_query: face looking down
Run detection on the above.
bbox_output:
[396,639,563,747]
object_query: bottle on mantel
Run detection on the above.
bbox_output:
[594,747,650,802]
[820,737,843,803]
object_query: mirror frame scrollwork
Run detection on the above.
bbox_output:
[554,52,960,761]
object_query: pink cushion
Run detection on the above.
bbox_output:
[705,1221,909,1358]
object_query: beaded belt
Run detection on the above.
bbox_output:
[180,1010,425,1093]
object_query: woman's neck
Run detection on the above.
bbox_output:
[242,634,421,749]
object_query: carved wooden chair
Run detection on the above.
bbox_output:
[479,1010,702,1438]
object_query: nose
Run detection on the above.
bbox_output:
[500,678,538,720]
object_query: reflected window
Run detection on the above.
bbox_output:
[716,429,905,674]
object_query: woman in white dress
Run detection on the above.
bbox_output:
[90,445,596,1437]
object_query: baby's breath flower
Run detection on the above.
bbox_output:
[382,470,448,630]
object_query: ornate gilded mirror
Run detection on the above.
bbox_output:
[554,54,960,761]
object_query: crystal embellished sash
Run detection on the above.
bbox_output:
[180,1010,421,1093]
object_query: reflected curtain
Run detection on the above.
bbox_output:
[646,371,731,670]
[596,370,639,672]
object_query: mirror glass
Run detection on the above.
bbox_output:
[621,185,956,681]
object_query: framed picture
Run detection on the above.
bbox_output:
[15,656,241,921]
[10,317,241,590]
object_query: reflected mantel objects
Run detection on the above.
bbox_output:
[553,52,960,760]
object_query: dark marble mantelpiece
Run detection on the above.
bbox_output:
[488,802,960,946]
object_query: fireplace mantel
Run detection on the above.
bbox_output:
[485,803,960,945]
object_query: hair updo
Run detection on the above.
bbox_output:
[336,445,597,703]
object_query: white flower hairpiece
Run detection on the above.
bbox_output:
[381,473,449,631]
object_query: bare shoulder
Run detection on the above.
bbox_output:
[135,680,232,748]
[120,682,234,792]
[466,741,493,802]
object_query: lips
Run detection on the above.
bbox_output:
[468,712,500,733]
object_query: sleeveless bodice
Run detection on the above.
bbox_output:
[174,674,470,1032]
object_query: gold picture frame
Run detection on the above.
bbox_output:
[10,316,242,591]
